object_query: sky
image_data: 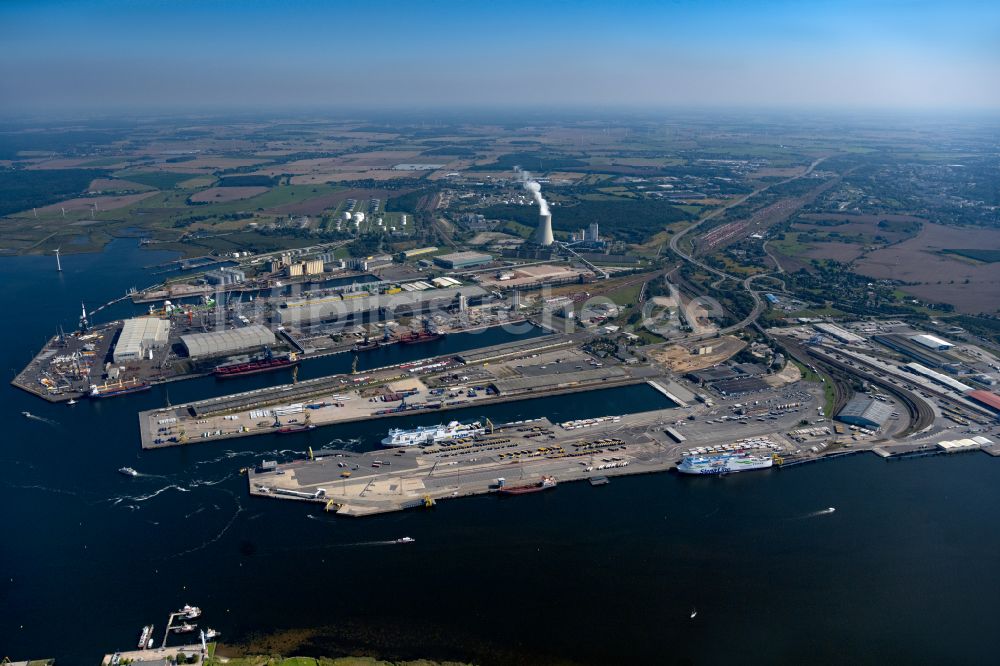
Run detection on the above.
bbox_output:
[1,0,998,113]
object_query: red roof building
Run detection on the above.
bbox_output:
[967,390,1000,413]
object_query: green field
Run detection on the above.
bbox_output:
[942,248,1000,263]
[113,170,197,189]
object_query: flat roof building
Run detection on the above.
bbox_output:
[836,395,894,430]
[181,324,276,359]
[911,334,955,351]
[113,317,171,364]
[814,322,865,344]
[434,251,492,270]
[967,390,1000,414]
[276,285,487,326]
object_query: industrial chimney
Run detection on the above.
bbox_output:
[536,212,554,246]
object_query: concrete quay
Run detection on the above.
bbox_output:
[246,407,812,517]
[138,342,661,449]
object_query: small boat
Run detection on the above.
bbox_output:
[589,476,609,486]
[173,622,197,633]
[277,424,316,434]
[499,475,557,496]
[138,624,154,649]
[205,628,221,639]
[395,537,415,544]
[21,411,32,418]
[119,467,139,477]
[690,608,698,619]
[67,399,77,405]
[179,604,201,618]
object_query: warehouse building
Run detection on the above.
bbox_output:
[836,395,894,430]
[276,285,487,326]
[814,322,865,344]
[911,333,955,351]
[966,390,1000,415]
[181,324,276,359]
[434,251,493,270]
[873,334,958,369]
[113,317,171,364]
[904,362,973,393]
[400,246,438,259]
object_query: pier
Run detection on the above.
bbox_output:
[247,407,817,516]
[138,343,663,449]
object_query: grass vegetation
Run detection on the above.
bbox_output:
[482,198,691,244]
[113,170,196,190]
[941,248,1000,263]
[793,360,835,416]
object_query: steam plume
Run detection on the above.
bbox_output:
[518,168,550,216]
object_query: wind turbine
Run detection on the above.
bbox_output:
[55,248,63,272]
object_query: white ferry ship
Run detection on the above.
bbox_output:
[677,451,774,475]
[381,420,484,447]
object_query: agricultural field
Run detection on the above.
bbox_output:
[853,222,1000,313]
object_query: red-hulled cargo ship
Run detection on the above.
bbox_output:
[498,476,557,496]
[277,424,316,434]
[214,355,299,379]
[399,331,445,345]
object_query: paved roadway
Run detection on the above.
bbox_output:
[666,156,830,342]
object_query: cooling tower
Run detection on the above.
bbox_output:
[536,212,554,246]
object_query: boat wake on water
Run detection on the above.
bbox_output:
[21,411,59,427]
[194,450,258,466]
[112,484,191,505]
[163,492,244,560]
[799,507,837,519]
[188,474,233,488]
[326,437,363,451]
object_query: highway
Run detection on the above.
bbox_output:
[665,156,829,341]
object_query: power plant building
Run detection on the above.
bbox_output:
[434,251,492,270]
[836,395,894,430]
[535,212,554,246]
[181,324,276,359]
[113,317,171,364]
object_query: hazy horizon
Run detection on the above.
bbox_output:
[2,0,999,114]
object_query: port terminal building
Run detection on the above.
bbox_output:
[836,395,894,430]
[181,324,276,359]
[113,317,171,363]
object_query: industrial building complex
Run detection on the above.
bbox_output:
[836,395,894,430]
[113,318,171,363]
[181,324,276,359]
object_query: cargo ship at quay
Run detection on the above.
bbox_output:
[213,352,299,379]
[381,420,485,447]
[677,452,775,475]
[89,378,151,399]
